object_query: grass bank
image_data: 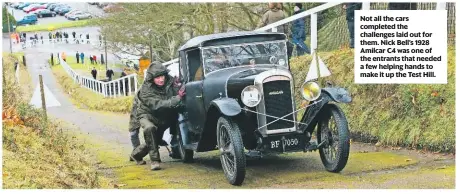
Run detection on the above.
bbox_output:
[290,47,455,152]
[2,53,111,188]
[16,19,97,32]
[50,64,133,113]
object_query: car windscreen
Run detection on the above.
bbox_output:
[202,40,288,74]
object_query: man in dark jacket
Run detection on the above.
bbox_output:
[344,3,362,48]
[91,67,97,79]
[131,62,185,170]
[291,3,310,56]
[76,51,80,64]
[106,69,114,81]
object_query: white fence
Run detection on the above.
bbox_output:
[59,57,138,98]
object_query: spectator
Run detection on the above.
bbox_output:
[91,67,98,79]
[291,3,310,55]
[62,52,67,62]
[258,3,288,34]
[76,51,80,64]
[40,35,43,44]
[93,55,97,64]
[90,55,94,64]
[344,3,362,48]
[72,31,76,39]
[388,3,417,10]
[86,34,90,44]
[80,52,85,64]
[48,32,52,42]
[106,69,115,81]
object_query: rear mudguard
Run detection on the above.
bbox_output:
[299,87,351,133]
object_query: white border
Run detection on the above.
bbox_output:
[1,0,458,194]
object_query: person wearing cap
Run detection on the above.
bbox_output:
[130,61,185,170]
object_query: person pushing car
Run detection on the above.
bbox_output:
[130,61,185,170]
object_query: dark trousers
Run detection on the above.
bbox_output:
[347,20,355,48]
[76,57,79,64]
[130,128,141,149]
[132,118,178,162]
[293,38,310,55]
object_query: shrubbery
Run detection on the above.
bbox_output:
[290,47,455,152]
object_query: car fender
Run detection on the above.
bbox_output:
[321,87,352,103]
[209,98,241,116]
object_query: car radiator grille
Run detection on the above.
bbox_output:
[262,80,295,130]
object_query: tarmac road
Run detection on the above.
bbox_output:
[11,39,456,189]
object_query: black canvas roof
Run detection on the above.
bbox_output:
[178,31,286,51]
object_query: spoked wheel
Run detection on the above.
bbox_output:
[317,104,350,172]
[217,116,246,186]
[175,122,194,163]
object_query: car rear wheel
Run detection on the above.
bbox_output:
[317,104,350,173]
[75,17,79,21]
[38,14,42,18]
[175,121,194,163]
[217,116,246,186]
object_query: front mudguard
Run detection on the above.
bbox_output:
[209,98,241,116]
[299,87,352,133]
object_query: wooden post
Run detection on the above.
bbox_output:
[39,75,47,121]
[22,55,26,66]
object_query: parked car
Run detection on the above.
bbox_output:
[35,9,57,18]
[56,6,72,15]
[16,14,38,26]
[46,3,57,9]
[17,3,31,10]
[97,3,109,8]
[49,4,66,11]
[68,12,92,20]
[169,31,352,186]
[64,10,81,18]
[22,4,40,12]
[29,8,46,15]
[25,5,46,13]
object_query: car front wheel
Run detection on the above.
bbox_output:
[317,104,350,173]
[75,17,79,21]
[217,116,246,186]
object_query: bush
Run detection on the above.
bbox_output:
[290,47,455,152]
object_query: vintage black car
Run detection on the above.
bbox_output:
[171,31,352,186]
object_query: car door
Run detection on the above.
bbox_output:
[182,49,206,133]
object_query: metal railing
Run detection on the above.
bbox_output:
[59,57,138,98]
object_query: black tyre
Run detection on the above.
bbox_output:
[75,17,79,21]
[38,14,42,18]
[217,116,246,186]
[317,104,350,173]
[175,122,194,163]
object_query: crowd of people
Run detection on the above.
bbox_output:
[11,31,103,48]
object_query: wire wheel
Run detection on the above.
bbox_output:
[317,104,350,172]
[217,116,246,186]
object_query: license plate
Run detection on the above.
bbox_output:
[265,134,305,152]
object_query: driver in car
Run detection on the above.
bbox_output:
[130,61,185,171]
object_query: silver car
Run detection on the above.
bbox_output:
[68,12,92,21]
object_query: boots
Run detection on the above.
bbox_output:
[129,155,146,165]
[151,161,161,170]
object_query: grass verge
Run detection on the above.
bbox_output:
[16,19,97,33]
[290,47,455,152]
[2,53,112,188]
[50,64,134,113]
